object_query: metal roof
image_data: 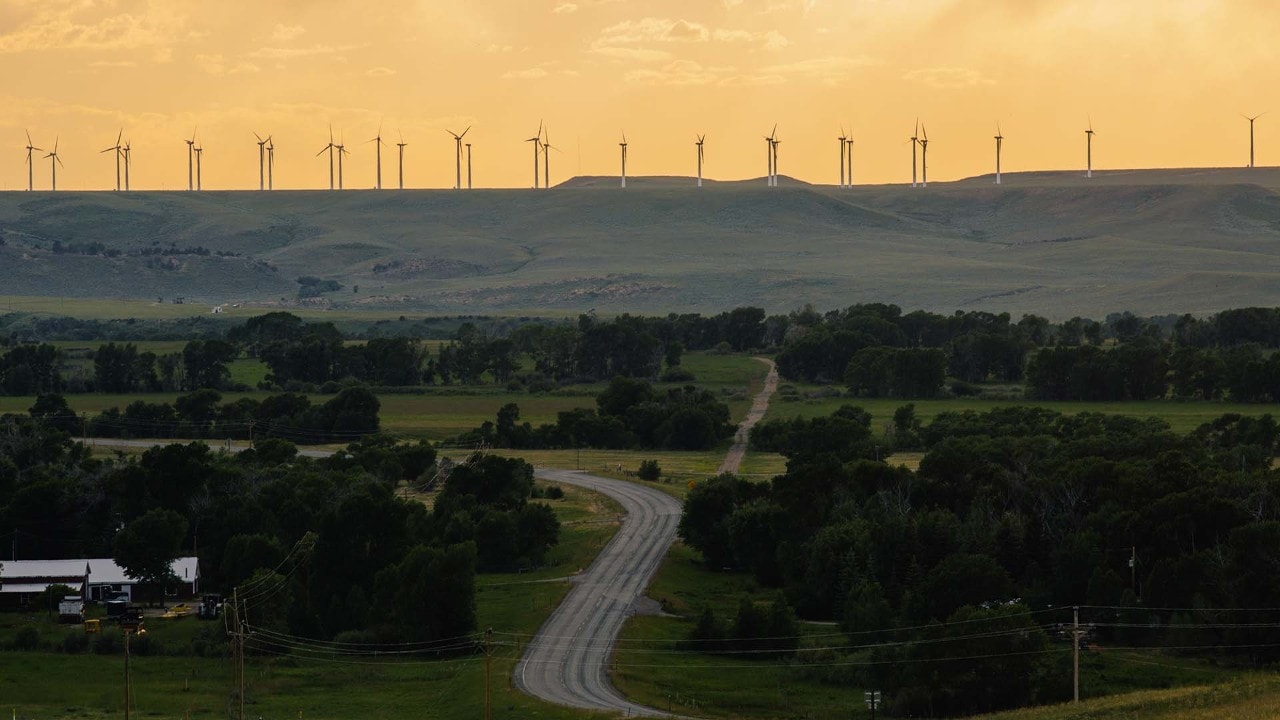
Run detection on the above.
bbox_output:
[0,557,199,591]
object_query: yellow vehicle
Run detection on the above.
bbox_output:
[160,603,192,619]
[84,619,101,634]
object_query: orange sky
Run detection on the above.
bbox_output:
[2,0,1278,191]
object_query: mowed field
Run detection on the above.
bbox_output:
[4,167,1280,318]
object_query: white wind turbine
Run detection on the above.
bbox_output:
[101,129,123,191]
[396,131,407,190]
[1243,113,1265,169]
[526,121,543,189]
[266,137,274,190]
[123,139,131,191]
[45,137,63,191]
[994,123,1004,185]
[448,126,470,189]
[317,128,336,190]
[837,127,848,188]
[845,129,854,188]
[1085,118,1095,179]
[919,124,929,187]
[695,134,705,188]
[368,124,386,189]
[185,128,197,191]
[619,131,628,189]
[541,126,557,190]
[910,120,919,188]
[194,144,203,191]
[24,130,43,191]
[254,132,269,191]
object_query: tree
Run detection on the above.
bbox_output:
[112,509,189,607]
[182,340,237,390]
[637,459,661,481]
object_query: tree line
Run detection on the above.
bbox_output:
[675,403,1280,716]
[0,415,560,652]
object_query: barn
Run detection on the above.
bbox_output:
[0,557,200,608]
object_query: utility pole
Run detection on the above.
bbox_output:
[1129,547,1137,597]
[124,628,131,720]
[1072,606,1080,703]
[484,627,494,720]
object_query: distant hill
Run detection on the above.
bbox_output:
[2,168,1280,319]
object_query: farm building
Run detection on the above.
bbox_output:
[0,557,200,608]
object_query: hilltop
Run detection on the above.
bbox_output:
[2,167,1280,318]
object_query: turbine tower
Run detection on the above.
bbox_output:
[695,134,705,188]
[254,132,268,191]
[336,134,348,190]
[448,127,470,190]
[541,126,554,190]
[771,134,780,187]
[44,137,63,191]
[1085,119,1095,179]
[101,129,123,191]
[369,124,385,189]
[526,121,543,189]
[185,128,197,191]
[837,128,848,188]
[266,137,274,190]
[994,123,1003,185]
[1244,113,1264,168]
[764,125,777,187]
[919,125,929,187]
[123,140,131,191]
[24,131,42,191]
[396,131,407,190]
[619,132,628,189]
[467,143,473,190]
[845,133,854,188]
[317,128,336,190]
[910,120,919,188]
[194,145,203,191]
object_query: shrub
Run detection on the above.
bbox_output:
[62,630,89,654]
[13,625,40,651]
[660,367,697,383]
[637,460,662,481]
[544,485,565,500]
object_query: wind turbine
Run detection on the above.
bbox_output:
[336,134,348,190]
[526,121,543,189]
[194,144,203,191]
[317,127,336,190]
[541,126,555,190]
[368,124,385,189]
[919,125,929,187]
[696,132,706,185]
[266,137,274,190]
[845,131,854,188]
[910,120,919,188]
[1085,118,1095,179]
[44,137,63,191]
[123,140,131,191]
[24,131,42,191]
[994,123,1003,185]
[837,127,848,188]
[467,142,473,190]
[101,130,124,191]
[447,127,470,190]
[1243,113,1265,168]
[254,132,269,190]
[771,132,781,187]
[185,128,197,191]
[396,131,407,190]
[619,131,628,189]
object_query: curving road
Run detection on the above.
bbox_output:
[515,468,683,716]
[516,358,780,716]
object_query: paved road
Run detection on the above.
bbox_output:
[514,468,683,716]
[717,358,778,475]
[517,360,780,716]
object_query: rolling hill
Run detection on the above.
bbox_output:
[3,167,1280,319]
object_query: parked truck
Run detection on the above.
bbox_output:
[57,595,85,623]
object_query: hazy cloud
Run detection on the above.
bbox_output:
[903,66,994,88]
[626,60,729,86]
[366,66,396,77]
[271,24,306,42]
[195,53,260,76]
[0,0,187,53]
[553,2,579,14]
[593,17,788,61]
[502,66,551,79]
[248,44,363,60]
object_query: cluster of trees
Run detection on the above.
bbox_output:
[0,414,560,648]
[681,404,1280,715]
[79,387,381,444]
[457,377,736,451]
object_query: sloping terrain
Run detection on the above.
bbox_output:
[3,167,1280,318]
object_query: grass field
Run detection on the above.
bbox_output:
[768,390,1279,435]
[0,477,618,720]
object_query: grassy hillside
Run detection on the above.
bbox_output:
[3,167,1280,318]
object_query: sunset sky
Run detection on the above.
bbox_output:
[2,0,1277,191]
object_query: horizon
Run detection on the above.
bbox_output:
[2,1,1277,191]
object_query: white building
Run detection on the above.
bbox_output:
[0,557,199,606]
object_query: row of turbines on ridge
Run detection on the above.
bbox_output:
[18,115,1269,192]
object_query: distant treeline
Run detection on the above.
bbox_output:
[30,388,380,445]
[678,403,1280,715]
[775,304,1280,401]
[454,377,736,451]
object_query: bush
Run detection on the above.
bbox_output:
[544,485,565,500]
[637,459,662,481]
[660,367,697,383]
[13,625,40,651]
[62,630,89,654]
[93,632,119,655]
